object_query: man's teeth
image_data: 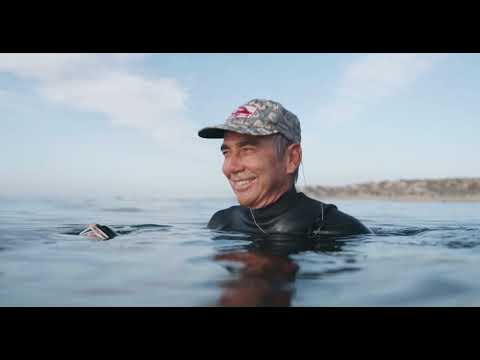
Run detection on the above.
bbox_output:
[235,178,255,186]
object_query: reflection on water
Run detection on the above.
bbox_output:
[210,233,362,306]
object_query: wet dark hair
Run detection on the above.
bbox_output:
[272,133,299,184]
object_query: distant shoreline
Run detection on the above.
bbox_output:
[301,177,480,202]
[307,195,480,202]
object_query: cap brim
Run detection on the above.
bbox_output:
[198,125,230,139]
[198,124,279,139]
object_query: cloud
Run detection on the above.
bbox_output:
[318,53,445,124]
[0,53,189,140]
[41,71,188,133]
[0,53,226,197]
[0,53,145,82]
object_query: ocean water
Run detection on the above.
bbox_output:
[1,195,480,306]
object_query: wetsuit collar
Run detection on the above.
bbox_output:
[248,186,298,221]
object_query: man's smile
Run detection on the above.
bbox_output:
[230,177,257,192]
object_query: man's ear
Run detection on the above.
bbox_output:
[286,144,302,175]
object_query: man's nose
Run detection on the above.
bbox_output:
[223,153,244,175]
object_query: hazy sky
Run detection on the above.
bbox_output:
[1,53,479,199]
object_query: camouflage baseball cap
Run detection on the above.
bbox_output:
[198,99,301,143]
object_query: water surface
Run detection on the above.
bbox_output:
[1,196,479,306]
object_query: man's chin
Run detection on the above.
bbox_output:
[235,193,256,208]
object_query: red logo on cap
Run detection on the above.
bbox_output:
[232,105,257,118]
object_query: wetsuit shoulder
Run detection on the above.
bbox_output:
[316,202,371,236]
[296,192,369,236]
[207,206,241,230]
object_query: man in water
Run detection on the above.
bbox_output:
[198,99,370,237]
[81,99,369,240]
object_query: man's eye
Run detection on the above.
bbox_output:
[242,147,255,153]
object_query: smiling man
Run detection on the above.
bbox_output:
[198,99,370,237]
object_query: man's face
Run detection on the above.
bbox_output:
[221,131,291,209]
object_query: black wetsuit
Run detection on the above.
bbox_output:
[208,187,370,237]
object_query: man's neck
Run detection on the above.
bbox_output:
[249,182,295,210]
